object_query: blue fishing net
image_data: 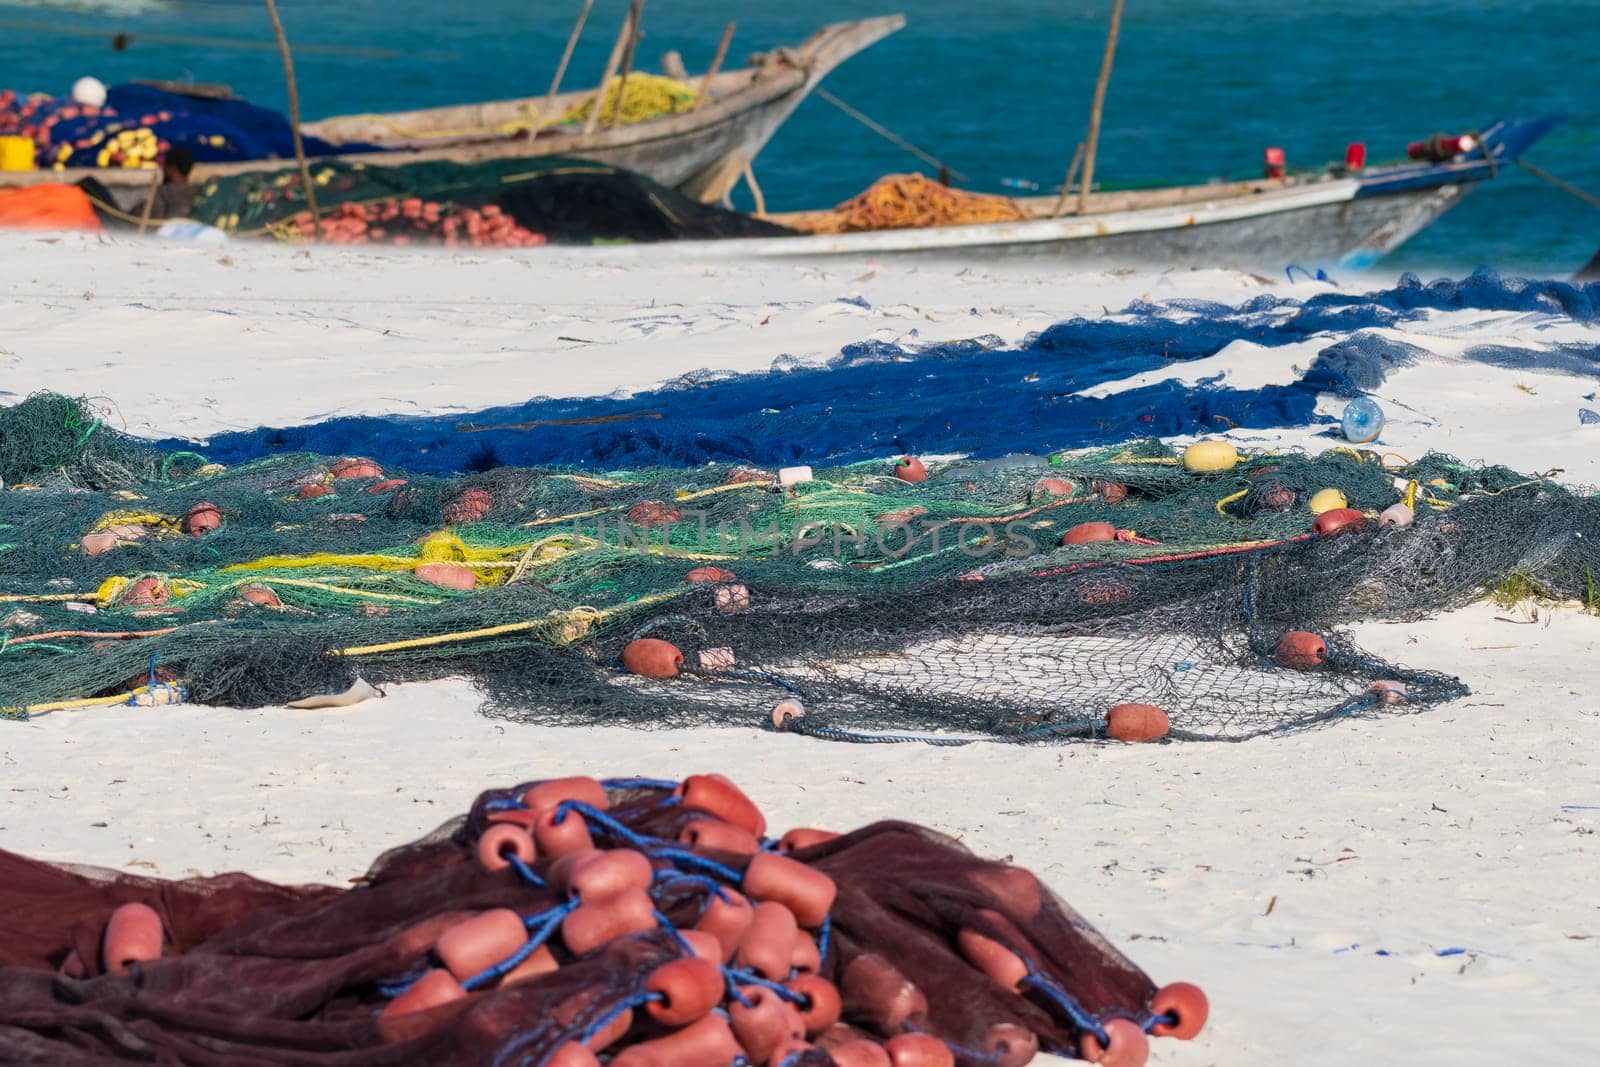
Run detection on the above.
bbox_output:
[168,271,1599,474]
[0,83,382,168]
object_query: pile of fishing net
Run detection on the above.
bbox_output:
[793,174,1026,235]
[0,772,1208,1065]
[4,394,1597,738]
[557,74,700,127]
[188,156,791,245]
[0,83,379,170]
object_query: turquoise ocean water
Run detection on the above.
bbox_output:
[3,0,1596,275]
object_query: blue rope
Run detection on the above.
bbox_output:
[723,967,808,1004]
[904,1027,1000,1064]
[653,870,732,904]
[376,963,430,999]
[483,797,527,813]
[648,848,745,884]
[553,799,662,851]
[1021,974,1109,1047]
[461,905,571,991]
[653,909,695,954]
[506,853,546,889]
[816,915,832,968]
[601,776,679,791]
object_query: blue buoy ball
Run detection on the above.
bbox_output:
[1341,396,1385,444]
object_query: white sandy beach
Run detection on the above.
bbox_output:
[1,231,1596,1065]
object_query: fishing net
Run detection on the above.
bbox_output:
[557,74,700,127]
[0,773,1204,1065]
[790,173,1027,234]
[172,270,1600,475]
[4,394,1597,741]
[0,83,382,170]
[188,156,793,245]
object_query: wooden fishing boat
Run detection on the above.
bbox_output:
[639,117,1557,271]
[0,15,903,207]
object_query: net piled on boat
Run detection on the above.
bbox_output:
[188,156,793,245]
[0,773,1208,1065]
[557,74,700,127]
[791,173,1027,234]
[4,394,1596,739]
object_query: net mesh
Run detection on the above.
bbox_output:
[4,394,1595,740]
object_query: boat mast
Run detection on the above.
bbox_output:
[1076,0,1124,216]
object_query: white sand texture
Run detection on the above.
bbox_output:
[2,232,1596,1065]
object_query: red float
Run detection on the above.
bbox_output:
[885,1033,955,1067]
[1150,981,1210,1039]
[644,957,723,1026]
[685,566,738,583]
[679,818,761,855]
[621,638,683,679]
[729,984,806,1062]
[675,773,766,837]
[1314,507,1369,538]
[181,502,222,536]
[561,887,656,955]
[736,901,799,980]
[1104,703,1170,743]
[742,852,837,927]
[102,902,163,975]
[476,824,536,872]
[894,456,927,483]
[1079,1017,1150,1067]
[434,909,527,982]
[1061,521,1117,545]
[1275,630,1328,671]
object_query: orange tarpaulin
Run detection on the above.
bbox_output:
[0,183,101,231]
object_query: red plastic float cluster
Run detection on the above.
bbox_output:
[287,200,549,248]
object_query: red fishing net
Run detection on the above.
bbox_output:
[0,774,1207,1066]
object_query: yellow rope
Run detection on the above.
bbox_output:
[0,592,83,604]
[336,591,679,657]
[1214,487,1250,516]
[675,482,763,503]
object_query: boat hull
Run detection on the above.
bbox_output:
[617,180,1467,271]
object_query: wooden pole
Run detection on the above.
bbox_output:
[1052,141,1085,217]
[1076,0,1124,216]
[136,166,161,234]
[691,22,735,110]
[264,0,318,235]
[543,0,594,118]
[583,3,636,136]
[608,0,645,128]
[742,161,766,216]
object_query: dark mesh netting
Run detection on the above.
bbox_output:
[3,394,1597,742]
[0,774,1203,1066]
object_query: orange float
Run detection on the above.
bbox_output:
[841,954,928,1031]
[695,887,754,961]
[434,909,526,982]
[1314,507,1369,538]
[102,902,163,975]
[786,974,841,1035]
[1150,981,1209,1039]
[330,457,383,480]
[1061,521,1117,545]
[1032,476,1076,500]
[884,1033,955,1067]
[789,932,821,975]
[561,887,657,955]
[830,1041,893,1067]
[443,488,493,524]
[523,776,609,814]
[567,850,654,902]
[742,853,836,927]
[1079,1018,1150,1067]
[686,566,737,583]
[534,805,595,857]
[983,1023,1039,1067]
[181,502,222,536]
[545,1043,601,1067]
[376,969,466,1036]
[415,562,476,590]
[893,456,927,483]
[957,926,1028,992]
[736,901,799,980]
[297,483,333,501]
[679,818,761,855]
[675,774,766,837]
[644,957,723,1026]
[1275,630,1328,670]
[1104,703,1170,743]
[729,984,806,1063]
[621,638,683,679]
[609,1013,742,1067]
[476,824,536,872]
